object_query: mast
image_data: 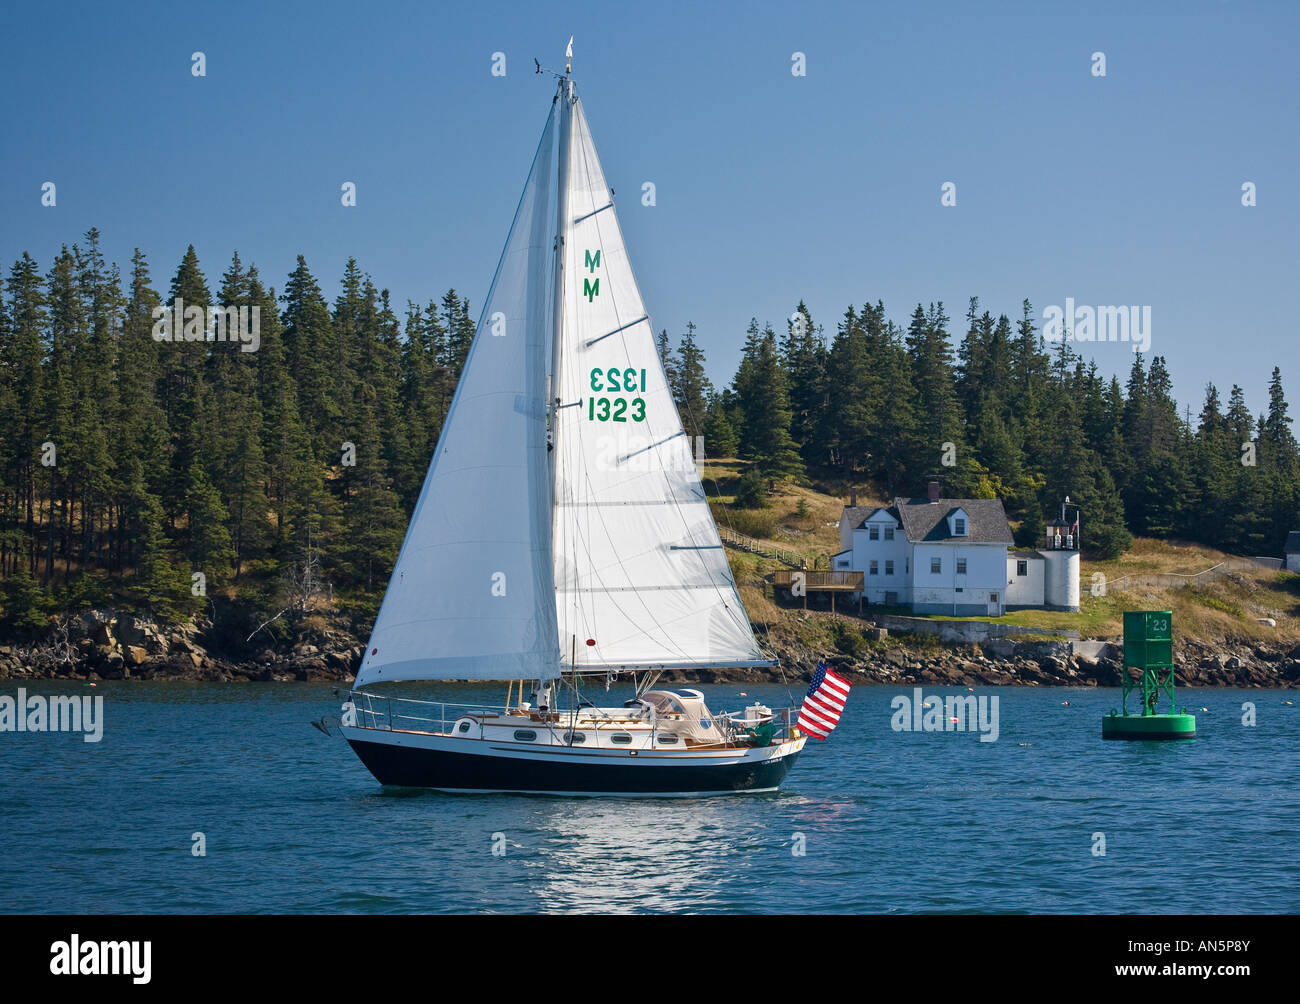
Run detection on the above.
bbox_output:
[549,74,573,479]
[545,58,575,688]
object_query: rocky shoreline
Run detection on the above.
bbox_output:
[1,608,1297,689]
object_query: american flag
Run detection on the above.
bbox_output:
[797,659,851,740]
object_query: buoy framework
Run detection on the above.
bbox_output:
[1102,610,1197,740]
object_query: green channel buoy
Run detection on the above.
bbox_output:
[1102,610,1196,741]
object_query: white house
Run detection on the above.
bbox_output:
[1286,532,1300,572]
[836,484,1080,615]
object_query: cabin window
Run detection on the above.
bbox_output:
[1017,560,1028,576]
[885,560,894,575]
[513,730,537,742]
[869,560,878,575]
[954,517,967,535]
[931,557,941,574]
[869,526,879,540]
[457,721,471,734]
[957,558,967,575]
[562,732,586,744]
[610,733,633,745]
[657,734,679,745]
[884,527,894,541]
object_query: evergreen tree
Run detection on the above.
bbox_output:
[656,328,677,397]
[281,256,340,462]
[703,390,739,458]
[733,320,804,478]
[782,300,828,467]
[671,321,712,441]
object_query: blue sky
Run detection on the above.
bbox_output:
[2,0,1296,418]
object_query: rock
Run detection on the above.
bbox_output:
[115,615,147,647]
[124,645,149,667]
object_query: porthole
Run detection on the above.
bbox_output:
[513,730,537,742]
[457,721,471,734]
[610,733,633,745]
[657,734,679,745]
[562,732,586,744]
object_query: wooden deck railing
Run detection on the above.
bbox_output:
[773,569,864,591]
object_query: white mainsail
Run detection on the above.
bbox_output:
[357,76,771,687]
[550,87,768,672]
[355,109,561,686]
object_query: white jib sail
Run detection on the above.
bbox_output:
[551,89,769,671]
[356,108,561,686]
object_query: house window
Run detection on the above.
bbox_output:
[884,527,894,541]
[868,560,877,575]
[837,559,849,569]
[1017,559,1028,576]
[954,517,966,535]
[869,526,879,540]
[885,560,894,575]
[930,557,941,574]
[957,558,967,575]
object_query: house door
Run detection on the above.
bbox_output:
[988,592,1000,616]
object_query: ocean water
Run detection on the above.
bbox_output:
[1,680,1297,914]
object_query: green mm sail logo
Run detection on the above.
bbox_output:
[584,248,600,301]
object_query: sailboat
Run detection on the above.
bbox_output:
[333,46,807,795]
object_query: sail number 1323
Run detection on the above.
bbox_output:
[588,367,647,423]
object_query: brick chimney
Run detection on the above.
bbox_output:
[927,481,940,503]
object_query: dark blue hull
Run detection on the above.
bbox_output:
[347,737,801,795]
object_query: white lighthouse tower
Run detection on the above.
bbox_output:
[1040,496,1081,611]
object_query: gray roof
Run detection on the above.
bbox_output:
[840,505,880,528]
[892,497,1014,545]
[1286,531,1300,553]
[1009,548,1045,560]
